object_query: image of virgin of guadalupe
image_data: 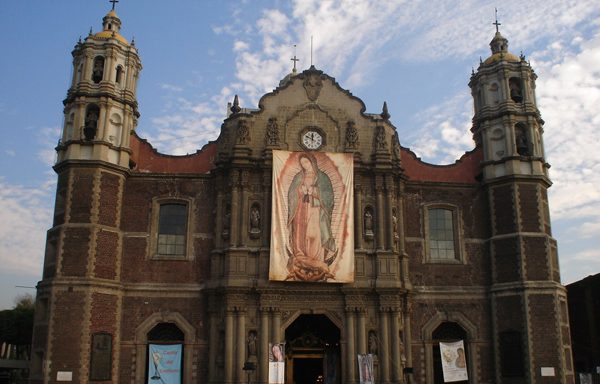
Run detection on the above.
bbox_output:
[286,153,337,281]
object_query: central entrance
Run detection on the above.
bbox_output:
[285,314,341,384]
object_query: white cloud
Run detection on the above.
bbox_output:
[0,179,52,276]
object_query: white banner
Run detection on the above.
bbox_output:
[439,340,468,382]
[357,354,374,384]
[268,343,285,384]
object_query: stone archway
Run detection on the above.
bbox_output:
[285,314,341,384]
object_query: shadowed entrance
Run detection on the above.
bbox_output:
[285,314,341,384]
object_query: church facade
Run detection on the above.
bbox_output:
[31,8,574,384]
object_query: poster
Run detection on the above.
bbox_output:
[439,340,468,382]
[357,354,374,384]
[269,150,354,282]
[147,344,182,384]
[268,343,285,384]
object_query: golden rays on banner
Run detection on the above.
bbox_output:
[270,150,354,282]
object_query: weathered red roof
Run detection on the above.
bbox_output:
[401,147,482,183]
[130,133,216,174]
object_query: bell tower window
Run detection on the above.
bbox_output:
[509,77,522,102]
[92,56,105,83]
[115,66,123,84]
[515,124,530,156]
[83,105,100,141]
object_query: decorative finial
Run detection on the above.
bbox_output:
[231,95,241,114]
[479,56,483,64]
[131,36,135,46]
[493,8,501,33]
[110,0,119,11]
[520,51,526,61]
[291,44,299,74]
[381,101,390,120]
[89,27,93,36]
[472,67,475,75]
[78,36,82,44]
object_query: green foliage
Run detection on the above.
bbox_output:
[0,294,34,347]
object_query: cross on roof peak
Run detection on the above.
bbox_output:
[110,0,119,11]
[493,8,501,33]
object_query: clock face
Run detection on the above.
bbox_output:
[302,130,323,149]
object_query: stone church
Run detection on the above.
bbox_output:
[31,7,574,384]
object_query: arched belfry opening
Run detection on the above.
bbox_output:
[285,314,341,384]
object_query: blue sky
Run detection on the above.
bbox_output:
[1,0,599,309]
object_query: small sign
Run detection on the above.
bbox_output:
[540,367,555,376]
[596,366,600,374]
[56,371,73,381]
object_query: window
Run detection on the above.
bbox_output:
[426,207,460,262]
[499,331,525,377]
[115,65,123,84]
[92,56,105,83]
[157,203,187,257]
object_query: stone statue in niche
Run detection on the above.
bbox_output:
[368,331,378,356]
[345,121,358,150]
[392,208,399,239]
[236,120,250,145]
[92,58,104,83]
[364,208,374,241]
[265,117,280,146]
[375,126,387,151]
[222,204,231,239]
[247,331,257,357]
[249,205,261,239]
[83,108,99,141]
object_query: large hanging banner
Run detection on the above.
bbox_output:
[268,343,285,384]
[357,354,374,384]
[270,150,354,282]
[147,344,182,384]
[439,340,468,383]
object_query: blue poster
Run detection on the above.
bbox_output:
[147,344,182,384]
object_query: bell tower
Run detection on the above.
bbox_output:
[57,7,141,167]
[31,6,142,383]
[470,19,574,384]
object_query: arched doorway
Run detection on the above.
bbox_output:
[285,314,341,384]
[432,322,468,384]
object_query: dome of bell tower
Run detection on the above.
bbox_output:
[93,9,128,45]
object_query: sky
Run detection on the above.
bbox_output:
[0,0,599,310]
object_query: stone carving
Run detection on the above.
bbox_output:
[222,204,231,239]
[265,117,280,146]
[236,120,250,145]
[364,207,374,241]
[249,204,261,239]
[516,126,530,156]
[303,72,323,101]
[392,208,399,239]
[392,131,401,160]
[247,331,257,357]
[345,121,358,150]
[368,331,378,355]
[375,125,387,151]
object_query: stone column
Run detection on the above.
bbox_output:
[260,309,270,384]
[82,53,92,81]
[272,310,281,342]
[230,172,240,247]
[391,311,401,383]
[357,309,367,355]
[225,310,235,384]
[346,310,356,383]
[215,186,224,249]
[385,176,394,250]
[239,170,249,246]
[376,179,385,250]
[379,310,390,383]
[403,302,413,384]
[236,310,246,383]
[208,312,218,382]
[262,172,272,248]
[105,51,115,83]
[355,181,363,250]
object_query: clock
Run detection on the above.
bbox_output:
[302,130,323,150]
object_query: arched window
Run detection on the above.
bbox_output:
[157,203,188,257]
[92,56,105,83]
[509,77,523,102]
[515,124,530,156]
[115,65,123,84]
[499,330,525,378]
[83,105,100,141]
